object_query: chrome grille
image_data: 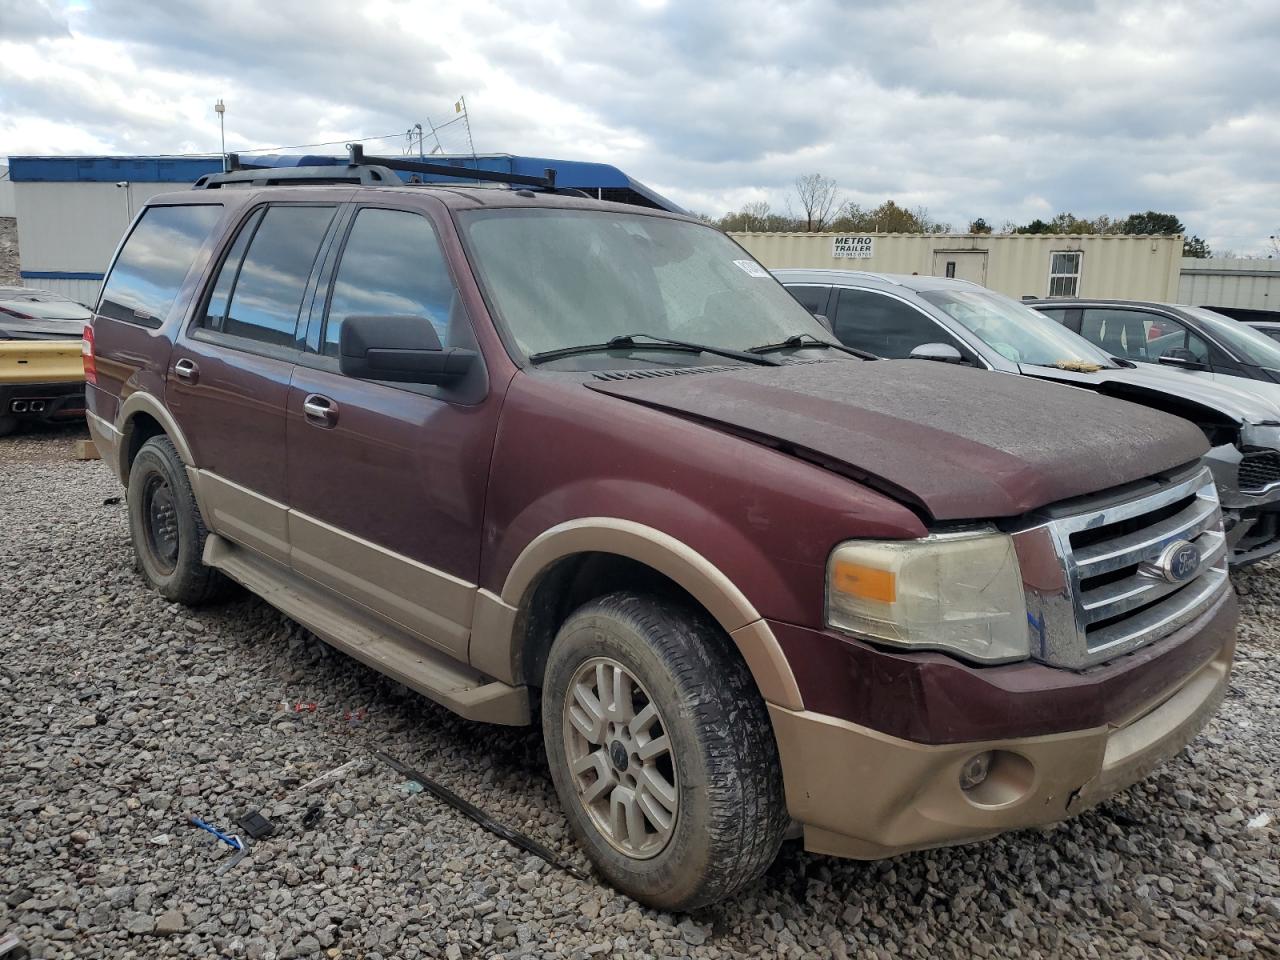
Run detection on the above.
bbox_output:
[1237,450,1280,493]
[1016,467,1229,670]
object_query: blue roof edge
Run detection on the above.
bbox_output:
[7,153,685,213]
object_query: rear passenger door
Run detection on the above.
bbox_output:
[168,199,342,565]
[285,201,498,662]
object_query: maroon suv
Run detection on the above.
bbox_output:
[85,160,1236,910]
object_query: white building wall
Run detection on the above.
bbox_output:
[1179,258,1280,314]
[729,232,1184,302]
[14,181,175,274]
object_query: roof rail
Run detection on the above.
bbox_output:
[192,144,567,193]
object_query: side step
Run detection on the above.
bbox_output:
[204,534,530,725]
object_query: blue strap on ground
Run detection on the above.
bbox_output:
[188,816,244,851]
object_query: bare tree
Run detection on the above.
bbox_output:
[793,174,840,232]
[740,200,772,232]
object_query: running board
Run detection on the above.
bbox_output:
[203,534,530,725]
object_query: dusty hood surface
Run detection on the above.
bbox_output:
[586,360,1208,521]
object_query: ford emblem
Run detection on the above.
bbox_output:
[1151,539,1202,583]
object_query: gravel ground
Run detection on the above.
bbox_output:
[2,426,1278,960]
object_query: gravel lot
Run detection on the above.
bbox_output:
[2,427,1278,960]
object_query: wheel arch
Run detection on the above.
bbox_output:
[117,392,196,482]
[471,518,804,711]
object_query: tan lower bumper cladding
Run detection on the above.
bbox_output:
[769,638,1234,860]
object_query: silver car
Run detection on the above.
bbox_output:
[774,269,1280,565]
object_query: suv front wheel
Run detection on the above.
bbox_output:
[541,592,788,910]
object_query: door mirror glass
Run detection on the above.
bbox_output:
[909,342,965,364]
[338,314,476,384]
[1157,348,1207,371]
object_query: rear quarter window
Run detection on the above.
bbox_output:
[98,205,223,328]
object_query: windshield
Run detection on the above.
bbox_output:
[1183,306,1280,369]
[457,208,833,361]
[918,288,1114,368]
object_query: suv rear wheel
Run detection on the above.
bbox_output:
[126,435,224,605]
[541,591,788,910]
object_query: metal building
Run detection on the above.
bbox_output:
[729,232,1184,302]
[1178,257,1280,321]
[7,153,681,304]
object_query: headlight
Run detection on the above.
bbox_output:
[826,529,1029,663]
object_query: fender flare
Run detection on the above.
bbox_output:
[117,391,196,475]
[490,517,804,710]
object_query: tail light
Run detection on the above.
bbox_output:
[82,324,97,385]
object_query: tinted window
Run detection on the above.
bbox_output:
[786,284,831,317]
[323,209,460,356]
[1037,307,1070,326]
[1080,308,1209,364]
[203,205,335,347]
[834,288,959,359]
[98,205,222,327]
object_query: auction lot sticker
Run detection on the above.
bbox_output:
[833,235,874,259]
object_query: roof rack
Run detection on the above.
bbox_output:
[193,143,565,192]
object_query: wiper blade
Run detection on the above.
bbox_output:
[528,333,782,367]
[750,333,877,361]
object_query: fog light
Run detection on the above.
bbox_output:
[959,752,993,791]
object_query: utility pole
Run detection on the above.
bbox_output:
[214,99,226,172]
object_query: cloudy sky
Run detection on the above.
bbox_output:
[2,0,1278,252]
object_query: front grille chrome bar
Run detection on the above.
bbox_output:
[1014,465,1230,670]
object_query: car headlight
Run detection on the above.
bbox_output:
[826,529,1029,664]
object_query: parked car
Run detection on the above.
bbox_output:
[776,270,1280,565]
[1244,319,1280,344]
[87,159,1235,909]
[1029,298,1280,387]
[0,286,91,436]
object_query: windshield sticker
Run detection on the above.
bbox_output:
[733,259,769,278]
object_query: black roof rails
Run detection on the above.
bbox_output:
[346,144,561,190]
[192,144,570,193]
[191,152,403,189]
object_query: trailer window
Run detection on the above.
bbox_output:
[1047,252,1082,298]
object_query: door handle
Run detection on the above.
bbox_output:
[302,393,339,427]
[173,358,199,384]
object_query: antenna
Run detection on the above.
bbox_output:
[455,96,477,161]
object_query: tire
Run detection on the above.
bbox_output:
[542,591,789,910]
[126,435,224,605]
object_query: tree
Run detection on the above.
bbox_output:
[968,218,993,234]
[793,173,840,232]
[1118,211,1185,235]
[829,200,950,233]
[1183,235,1212,258]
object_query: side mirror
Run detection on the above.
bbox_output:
[909,342,965,364]
[339,314,476,385]
[1157,348,1207,371]
[813,314,833,333]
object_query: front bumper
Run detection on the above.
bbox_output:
[769,590,1236,860]
[1206,441,1280,565]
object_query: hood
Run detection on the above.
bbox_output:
[1021,361,1280,425]
[0,287,93,337]
[585,360,1208,521]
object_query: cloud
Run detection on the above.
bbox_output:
[0,0,1277,252]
